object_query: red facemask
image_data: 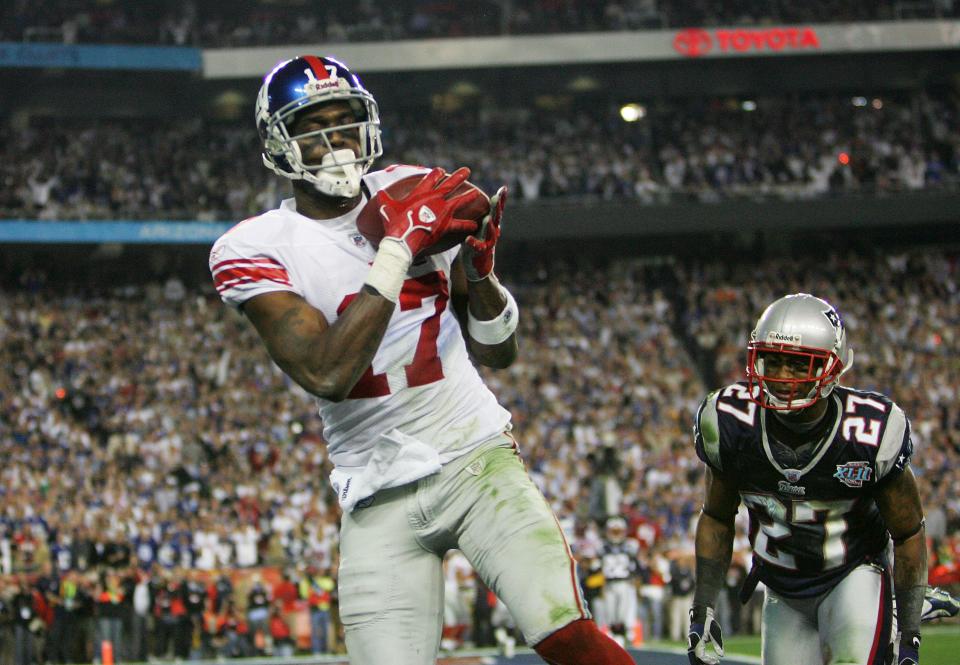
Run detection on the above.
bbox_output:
[746,342,844,411]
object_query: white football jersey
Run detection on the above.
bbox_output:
[209,165,511,470]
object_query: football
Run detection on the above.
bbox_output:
[356,173,489,256]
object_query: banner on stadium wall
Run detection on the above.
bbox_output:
[203,19,960,76]
[0,221,230,244]
[0,43,201,71]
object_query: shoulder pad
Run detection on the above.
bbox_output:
[209,214,299,309]
[875,402,912,479]
[695,389,724,471]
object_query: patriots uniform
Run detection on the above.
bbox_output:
[600,539,640,639]
[600,540,640,582]
[695,382,913,599]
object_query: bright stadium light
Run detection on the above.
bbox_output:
[741,100,757,111]
[620,103,646,122]
[852,96,868,107]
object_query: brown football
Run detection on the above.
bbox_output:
[356,173,489,256]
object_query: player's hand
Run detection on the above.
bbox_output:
[377,167,484,260]
[893,632,920,665]
[688,605,724,665]
[461,185,507,282]
[921,586,960,621]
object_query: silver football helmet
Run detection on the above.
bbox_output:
[605,516,627,544]
[746,293,853,411]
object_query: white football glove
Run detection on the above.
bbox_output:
[688,606,724,665]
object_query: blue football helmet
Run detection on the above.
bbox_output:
[256,55,382,198]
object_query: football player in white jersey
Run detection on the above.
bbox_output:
[688,294,928,665]
[208,55,633,665]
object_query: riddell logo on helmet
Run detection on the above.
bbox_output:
[304,78,340,95]
[303,67,340,95]
[766,331,802,345]
[673,27,821,58]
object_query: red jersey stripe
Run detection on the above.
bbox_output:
[215,276,293,294]
[213,265,292,290]
[215,274,295,293]
[211,257,285,274]
[867,571,888,665]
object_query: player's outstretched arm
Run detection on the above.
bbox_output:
[877,467,927,664]
[452,186,518,369]
[689,467,740,665]
[242,288,394,402]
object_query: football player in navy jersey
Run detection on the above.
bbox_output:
[599,517,640,646]
[688,294,927,665]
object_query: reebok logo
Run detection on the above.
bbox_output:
[778,480,806,496]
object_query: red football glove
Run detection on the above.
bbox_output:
[461,185,507,281]
[376,167,484,260]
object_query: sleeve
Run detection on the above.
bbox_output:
[208,232,301,309]
[875,402,913,483]
[694,390,724,472]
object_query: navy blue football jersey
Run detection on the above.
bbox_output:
[694,382,913,598]
[600,539,640,582]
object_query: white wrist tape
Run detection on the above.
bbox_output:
[468,282,519,345]
[365,240,412,303]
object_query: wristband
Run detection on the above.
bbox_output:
[364,240,411,303]
[467,281,518,345]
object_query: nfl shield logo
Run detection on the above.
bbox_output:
[834,461,873,488]
[351,233,367,248]
[783,469,802,483]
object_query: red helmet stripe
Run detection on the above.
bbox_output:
[302,55,330,79]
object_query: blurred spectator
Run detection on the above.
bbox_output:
[2,0,956,47]
[245,575,270,654]
[2,92,957,222]
[12,576,36,665]
[299,565,334,654]
[0,242,956,656]
[267,604,293,657]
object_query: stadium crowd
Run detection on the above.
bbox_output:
[2,0,955,47]
[0,244,958,661]
[2,92,958,221]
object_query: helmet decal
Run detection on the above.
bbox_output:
[255,55,382,198]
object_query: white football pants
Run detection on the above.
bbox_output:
[761,562,892,665]
[337,434,589,665]
[603,579,638,631]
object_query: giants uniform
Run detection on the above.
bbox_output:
[209,165,587,664]
[211,164,510,475]
[599,539,640,634]
[695,382,913,665]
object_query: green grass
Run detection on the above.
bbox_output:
[651,624,960,665]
